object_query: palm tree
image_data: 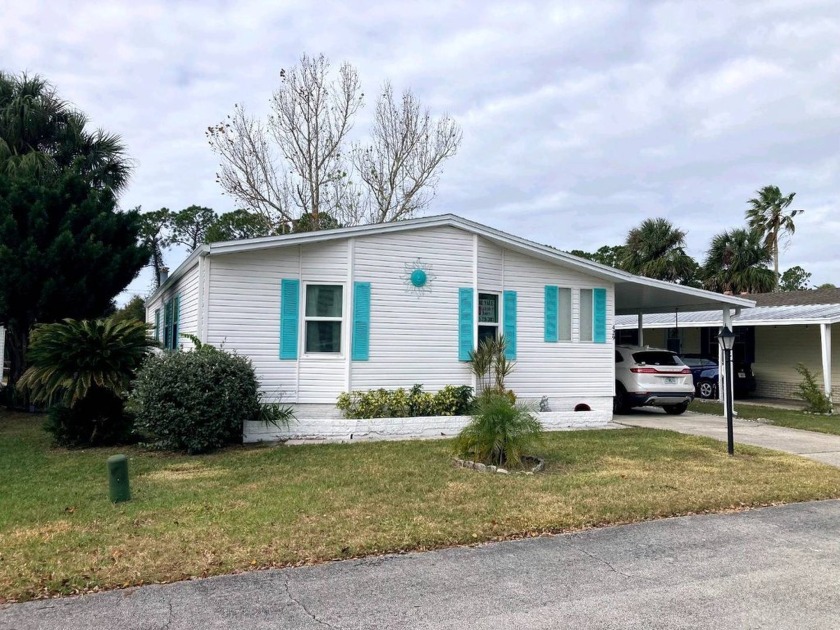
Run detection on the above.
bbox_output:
[18,318,158,408]
[621,218,698,284]
[702,228,775,294]
[745,185,803,289]
[0,72,134,390]
[0,72,131,191]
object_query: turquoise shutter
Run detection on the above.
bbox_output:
[544,285,558,342]
[593,288,607,343]
[154,309,160,341]
[173,294,181,350]
[503,290,517,359]
[458,288,474,361]
[279,279,300,360]
[351,282,371,361]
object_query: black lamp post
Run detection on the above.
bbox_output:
[717,326,736,456]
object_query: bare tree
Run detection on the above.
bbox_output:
[207,105,292,230]
[270,54,363,227]
[207,54,461,230]
[354,82,462,223]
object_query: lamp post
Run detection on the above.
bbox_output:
[717,326,736,456]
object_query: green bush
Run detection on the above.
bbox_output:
[455,392,543,468]
[130,345,261,453]
[18,318,156,446]
[336,384,474,419]
[44,388,135,447]
[794,363,833,414]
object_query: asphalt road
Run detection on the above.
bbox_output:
[3,500,840,629]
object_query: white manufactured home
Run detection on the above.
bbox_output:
[145,214,752,441]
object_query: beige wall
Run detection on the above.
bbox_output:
[754,324,839,400]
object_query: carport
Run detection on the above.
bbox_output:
[608,272,755,415]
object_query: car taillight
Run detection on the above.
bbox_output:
[680,368,691,374]
[630,367,658,374]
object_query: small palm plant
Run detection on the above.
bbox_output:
[18,318,158,445]
[455,392,543,468]
[468,336,516,394]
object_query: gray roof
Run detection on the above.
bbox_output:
[749,287,840,307]
[616,302,840,329]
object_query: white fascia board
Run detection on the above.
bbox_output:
[147,245,209,302]
[615,317,837,330]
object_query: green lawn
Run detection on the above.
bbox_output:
[3,410,840,603]
[690,400,840,436]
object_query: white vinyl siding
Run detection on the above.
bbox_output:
[351,226,475,391]
[145,260,200,352]
[206,240,349,404]
[497,245,615,399]
[195,226,615,408]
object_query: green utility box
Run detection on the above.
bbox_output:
[107,454,131,503]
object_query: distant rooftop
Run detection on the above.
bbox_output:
[749,287,840,307]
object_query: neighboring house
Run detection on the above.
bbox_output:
[145,214,752,441]
[615,288,840,402]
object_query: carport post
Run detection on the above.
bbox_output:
[821,323,832,403]
[719,309,734,419]
[637,312,644,346]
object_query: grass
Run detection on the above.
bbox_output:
[690,400,840,436]
[3,410,840,603]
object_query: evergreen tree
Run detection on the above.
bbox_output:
[0,170,148,387]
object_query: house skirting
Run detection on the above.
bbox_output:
[243,400,613,443]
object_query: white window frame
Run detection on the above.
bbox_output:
[302,282,345,357]
[477,291,501,345]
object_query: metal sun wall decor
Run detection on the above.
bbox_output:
[402,258,436,296]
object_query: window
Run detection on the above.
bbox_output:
[580,289,593,341]
[154,309,161,341]
[558,288,572,341]
[478,293,499,345]
[305,285,343,353]
[632,351,683,366]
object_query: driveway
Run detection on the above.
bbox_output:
[616,409,840,467]
[3,500,840,629]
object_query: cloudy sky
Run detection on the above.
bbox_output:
[3,0,839,300]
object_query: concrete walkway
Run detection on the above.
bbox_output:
[617,410,840,467]
[3,500,840,629]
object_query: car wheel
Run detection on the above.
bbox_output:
[697,379,716,400]
[663,402,689,415]
[613,383,630,414]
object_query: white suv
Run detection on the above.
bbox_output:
[614,345,694,415]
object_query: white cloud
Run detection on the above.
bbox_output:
[1,0,838,302]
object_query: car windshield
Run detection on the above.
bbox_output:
[632,351,683,366]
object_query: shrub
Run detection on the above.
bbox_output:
[432,385,474,415]
[455,392,543,468]
[18,318,156,446]
[793,363,833,414]
[131,345,261,453]
[44,388,134,447]
[336,384,474,419]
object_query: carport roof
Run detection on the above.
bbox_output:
[615,302,840,329]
